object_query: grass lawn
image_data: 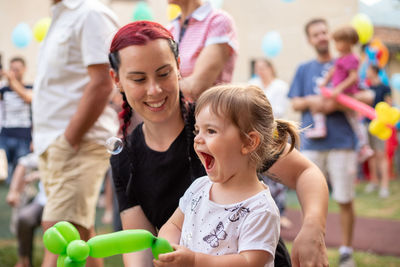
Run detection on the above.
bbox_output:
[0,179,399,266]
[287,178,400,220]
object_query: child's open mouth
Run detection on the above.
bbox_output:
[200,152,215,170]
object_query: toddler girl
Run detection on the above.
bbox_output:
[154,84,300,267]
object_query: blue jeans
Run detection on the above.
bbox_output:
[0,135,31,184]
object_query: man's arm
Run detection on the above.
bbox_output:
[180,43,231,101]
[64,64,113,149]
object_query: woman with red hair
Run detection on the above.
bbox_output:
[109,21,329,267]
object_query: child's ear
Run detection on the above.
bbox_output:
[241,131,260,155]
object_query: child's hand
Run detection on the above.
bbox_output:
[153,244,195,267]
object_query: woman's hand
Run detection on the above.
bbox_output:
[153,244,195,267]
[291,220,329,267]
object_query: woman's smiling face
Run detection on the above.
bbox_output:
[116,39,181,124]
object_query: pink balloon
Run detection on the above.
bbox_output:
[320,87,376,120]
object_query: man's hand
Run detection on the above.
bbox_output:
[64,132,80,151]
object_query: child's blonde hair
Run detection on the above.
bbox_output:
[195,84,299,170]
[332,26,359,45]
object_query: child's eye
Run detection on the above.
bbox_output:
[193,129,199,136]
[207,128,216,134]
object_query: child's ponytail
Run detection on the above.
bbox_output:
[273,119,300,156]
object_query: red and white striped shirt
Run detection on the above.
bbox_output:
[168,2,238,85]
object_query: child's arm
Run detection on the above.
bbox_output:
[332,69,358,97]
[319,66,335,88]
[154,247,271,267]
[158,208,185,245]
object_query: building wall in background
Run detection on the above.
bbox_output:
[0,0,360,85]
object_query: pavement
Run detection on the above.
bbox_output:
[281,209,400,256]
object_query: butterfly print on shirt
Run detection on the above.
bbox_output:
[203,221,227,248]
[225,204,250,222]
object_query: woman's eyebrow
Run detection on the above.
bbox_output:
[155,64,171,72]
[127,71,145,75]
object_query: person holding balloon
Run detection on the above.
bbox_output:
[167,0,238,101]
[109,20,329,267]
[154,84,294,267]
[308,25,374,163]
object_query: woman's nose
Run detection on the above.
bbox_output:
[148,80,162,95]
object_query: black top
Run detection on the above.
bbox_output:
[111,114,280,229]
[111,123,205,229]
[371,83,391,107]
[365,83,391,123]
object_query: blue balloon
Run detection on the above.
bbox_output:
[12,23,32,48]
[262,31,282,58]
[391,73,400,91]
[396,120,400,131]
[379,69,389,86]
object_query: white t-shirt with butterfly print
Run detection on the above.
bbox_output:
[179,176,280,267]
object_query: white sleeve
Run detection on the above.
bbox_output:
[238,210,280,261]
[273,80,289,119]
[80,9,119,66]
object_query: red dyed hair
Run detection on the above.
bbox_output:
[110,20,176,53]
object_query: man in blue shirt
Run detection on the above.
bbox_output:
[288,18,357,267]
[0,57,32,184]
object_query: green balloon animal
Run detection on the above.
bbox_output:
[43,221,173,267]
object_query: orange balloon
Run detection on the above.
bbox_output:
[369,38,389,68]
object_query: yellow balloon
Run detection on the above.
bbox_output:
[369,120,392,140]
[375,102,400,125]
[33,17,51,42]
[167,4,181,21]
[351,13,373,44]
